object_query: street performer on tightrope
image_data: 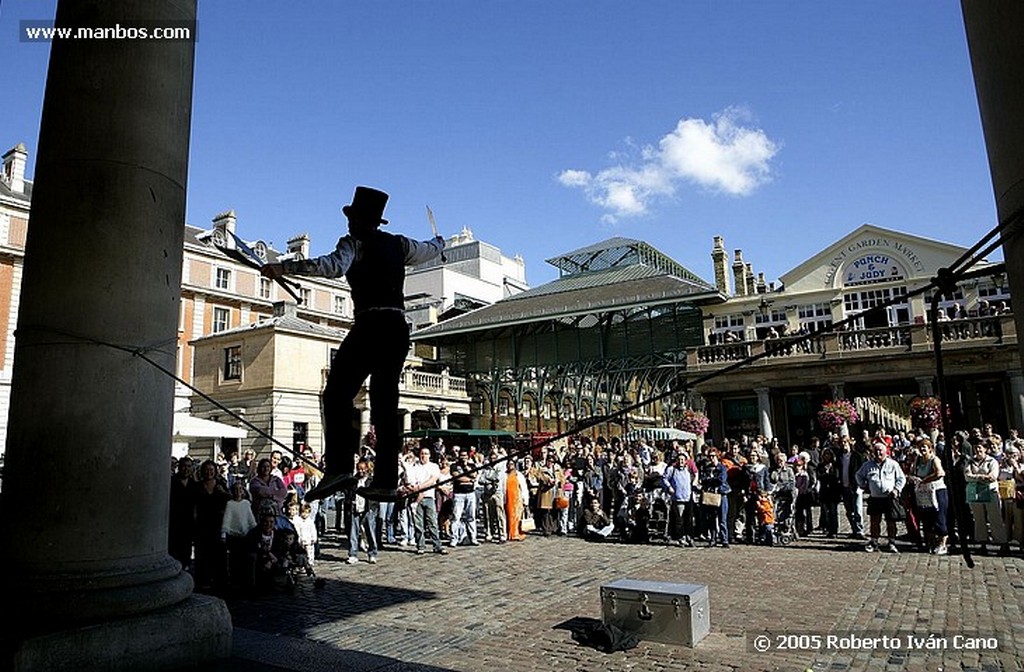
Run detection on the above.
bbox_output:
[261,186,445,502]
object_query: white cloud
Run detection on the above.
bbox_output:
[558,107,780,222]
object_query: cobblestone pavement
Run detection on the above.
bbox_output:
[209,526,1024,672]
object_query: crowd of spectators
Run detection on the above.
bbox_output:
[168,420,1024,595]
[169,446,324,594]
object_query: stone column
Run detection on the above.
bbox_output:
[359,406,372,444]
[1008,371,1024,433]
[439,407,450,430]
[961,3,1024,364]
[0,2,230,669]
[754,387,773,440]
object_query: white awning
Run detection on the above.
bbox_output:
[623,427,697,442]
[172,413,247,440]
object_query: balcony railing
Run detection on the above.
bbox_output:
[691,314,1014,368]
[400,369,468,399]
[837,325,912,351]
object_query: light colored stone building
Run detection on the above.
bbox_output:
[188,301,474,459]
[0,144,29,453]
[405,226,529,331]
[692,223,1017,442]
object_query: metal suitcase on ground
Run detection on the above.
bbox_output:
[600,578,710,647]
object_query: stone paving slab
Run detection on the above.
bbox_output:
[213,531,1024,672]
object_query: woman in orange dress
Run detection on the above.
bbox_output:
[506,459,528,541]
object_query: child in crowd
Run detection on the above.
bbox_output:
[245,510,280,593]
[271,527,313,589]
[755,491,776,546]
[292,502,319,566]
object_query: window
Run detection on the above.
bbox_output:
[215,268,231,290]
[212,307,230,332]
[754,309,787,325]
[293,422,308,453]
[260,277,272,299]
[334,295,347,315]
[798,303,833,333]
[300,288,312,305]
[522,399,532,419]
[843,287,909,328]
[710,313,745,343]
[498,396,510,416]
[977,282,1009,302]
[714,314,744,330]
[223,345,242,381]
[754,308,788,340]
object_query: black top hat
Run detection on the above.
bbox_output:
[342,186,389,225]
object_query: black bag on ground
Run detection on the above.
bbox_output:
[571,622,641,653]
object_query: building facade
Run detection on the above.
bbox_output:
[691,224,1018,443]
[405,226,529,330]
[412,237,719,438]
[414,225,1018,446]
[0,144,30,452]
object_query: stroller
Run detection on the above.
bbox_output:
[773,490,797,546]
[646,496,670,543]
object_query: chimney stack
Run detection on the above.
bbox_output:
[2,143,28,194]
[757,272,767,294]
[745,263,755,296]
[212,210,237,247]
[711,236,730,295]
[732,249,746,297]
[272,301,297,318]
[287,233,310,260]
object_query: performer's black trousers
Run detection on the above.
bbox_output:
[322,311,409,489]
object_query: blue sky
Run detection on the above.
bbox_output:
[1,1,999,287]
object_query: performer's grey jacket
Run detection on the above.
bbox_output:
[855,457,906,498]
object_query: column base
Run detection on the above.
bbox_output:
[6,594,232,672]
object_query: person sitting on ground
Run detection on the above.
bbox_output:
[621,492,651,544]
[257,525,310,592]
[243,510,279,593]
[580,495,615,541]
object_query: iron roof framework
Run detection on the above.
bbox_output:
[413,238,723,428]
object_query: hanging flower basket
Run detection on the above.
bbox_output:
[909,396,943,431]
[677,409,710,437]
[818,399,859,431]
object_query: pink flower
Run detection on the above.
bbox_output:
[818,399,859,430]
